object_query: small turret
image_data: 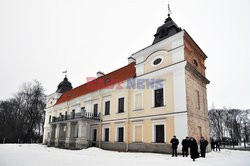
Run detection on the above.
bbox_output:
[152,16,182,45]
[56,76,72,93]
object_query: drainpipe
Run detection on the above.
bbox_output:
[99,114,102,148]
[126,89,130,152]
[98,91,103,148]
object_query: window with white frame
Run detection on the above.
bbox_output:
[93,104,98,117]
[133,123,143,142]
[135,92,143,110]
[115,123,125,142]
[154,88,164,107]
[118,97,124,113]
[117,127,124,142]
[155,125,164,143]
[104,101,110,115]
[103,128,109,142]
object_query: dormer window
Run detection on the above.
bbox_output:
[104,77,111,85]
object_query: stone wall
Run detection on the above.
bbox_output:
[185,68,210,144]
[101,142,172,153]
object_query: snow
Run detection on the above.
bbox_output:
[0,144,250,166]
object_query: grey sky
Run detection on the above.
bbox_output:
[0,0,249,109]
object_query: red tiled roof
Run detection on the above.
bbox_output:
[55,62,136,105]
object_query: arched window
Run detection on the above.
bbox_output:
[193,59,198,67]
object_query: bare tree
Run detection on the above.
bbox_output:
[208,109,225,140]
[0,80,46,143]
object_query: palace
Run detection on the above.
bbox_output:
[43,14,210,153]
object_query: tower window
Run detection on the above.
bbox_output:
[193,59,198,67]
[196,90,200,110]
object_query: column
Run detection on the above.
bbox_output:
[75,120,89,149]
[65,122,75,148]
[54,123,60,146]
[47,125,55,146]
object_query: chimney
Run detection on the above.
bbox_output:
[97,71,105,78]
[128,57,136,64]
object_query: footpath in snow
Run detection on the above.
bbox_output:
[0,144,250,166]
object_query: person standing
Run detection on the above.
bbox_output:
[211,138,215,151]
[215,139,221,151]
[170,136,179,157]
[182,136,189,157]
[200,137,208,158]
[190,137,198,161]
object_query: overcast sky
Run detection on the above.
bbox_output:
[0,0,249,109]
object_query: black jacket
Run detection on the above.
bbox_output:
[170,138,179,149]
[190,139,199,159]
[182,139,189,151]
[200,139,208,150]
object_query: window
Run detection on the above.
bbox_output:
[59,113,63,121]
[49,115,51,123]
[65,111,67,120]
[104,128,109,142]
[154,88,164,107]
[71,110,75,119]
[105,101,110,115]
[93,129,97,142]
[198,126,202,138]
[94,104,98,117]
[153,58,162,65]
[193,59,198,67]
[135,93,143,109]
[155,125,164,143]
[73,123,78,138]
[117,127,124,142]
[134,125,142,142]
[104,78,111,85]
[196,90,200,110]
[118,97,124,113]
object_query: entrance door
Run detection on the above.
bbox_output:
[155,125,164,143]
[93,129,97,142]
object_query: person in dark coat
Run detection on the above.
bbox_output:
[190,137,198,161]
[211,139,215,151]
[215,140,221,151]
[182,136,189,157]
[200,137,208,158]
[170,136,179,157]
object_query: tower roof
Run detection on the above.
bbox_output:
[56,76,73,93]
[152,16,182,44]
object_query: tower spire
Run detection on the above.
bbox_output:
[168,2,172,17]
[62,70,67,78]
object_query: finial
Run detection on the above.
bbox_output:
[168,2,172,17]
[62,70,67,78]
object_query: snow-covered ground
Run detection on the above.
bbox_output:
[0,144,250,166]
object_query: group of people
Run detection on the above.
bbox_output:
[211,139,221,151]
[170,136,208,161]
